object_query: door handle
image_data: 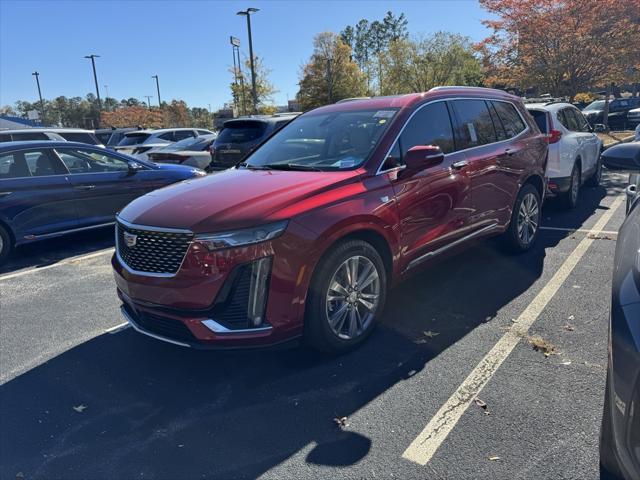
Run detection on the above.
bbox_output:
[504,148,516,156]
[451,160,469,170]
[75,185,96,190]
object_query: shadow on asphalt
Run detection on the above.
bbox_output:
[0,180,619,479]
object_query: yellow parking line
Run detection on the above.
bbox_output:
[402,194,624,466]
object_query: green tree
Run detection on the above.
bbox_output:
[190,107,213,128]
[230,55,277,115]
[380,32,483,95]
[297,32,368,111]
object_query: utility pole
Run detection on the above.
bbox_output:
[31,71,45,123]
[144,96,153,109]
[104,84,110,98]
[84,54,102,111]
[237,8,259,114]
[151,75,162,107]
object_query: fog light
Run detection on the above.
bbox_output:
[248,257,272,327]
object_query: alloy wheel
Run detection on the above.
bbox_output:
[325,255,380,340]
[571,168,580,203]
[517,192,539,246]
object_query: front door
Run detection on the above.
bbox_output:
[383,101,473,271]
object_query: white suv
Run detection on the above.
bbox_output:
[114,128,213,160]
[527,102,602,208]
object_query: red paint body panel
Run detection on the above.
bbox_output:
[112,87,548,348]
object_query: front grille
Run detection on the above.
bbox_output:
[117,221,193,275]
[125,304,196,342]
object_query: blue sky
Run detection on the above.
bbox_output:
[0,0,493,111]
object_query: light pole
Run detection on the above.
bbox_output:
[104,84,110,98]
[230,36,247,116]
[144,95,153,109]
[84,54,102,111]
[31,71,45,123]
[237,7,259,114]
[151,75,162,107]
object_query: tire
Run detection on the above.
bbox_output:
[561,163,581,209]
[586,156,603,187]
[502,184,541,253]
[0,224,12,265]
[304,240,387,354]
[600,371,625,479]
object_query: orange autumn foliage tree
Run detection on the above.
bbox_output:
[477,0,640,100]
[101,106,164,129]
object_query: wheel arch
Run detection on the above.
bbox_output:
[0,217,15,248]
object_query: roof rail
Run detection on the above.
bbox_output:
[335,97,371,104]
[428,86,507,93]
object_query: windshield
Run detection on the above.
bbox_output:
[218,121,267,144]
[245,108,399,171]
[584,100,605,111]
[118,133,151,146]
[160,136,209,151]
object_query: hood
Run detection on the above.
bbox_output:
[118,167,363,233]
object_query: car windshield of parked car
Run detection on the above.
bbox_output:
[244,108,399,171]
[584,100,605,111]
[118,133,151,146]
[218,121,267,144]
[160,136,213,152]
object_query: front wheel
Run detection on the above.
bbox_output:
[502,184,541,253]
[304,240,387,354]
[586,157,603,187]
[561,164,581,209]
[0,224,12,265]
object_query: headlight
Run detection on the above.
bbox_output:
[194,221,288,251]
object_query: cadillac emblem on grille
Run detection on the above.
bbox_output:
[123,231,137,248]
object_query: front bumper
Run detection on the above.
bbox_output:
[112,221,317,348]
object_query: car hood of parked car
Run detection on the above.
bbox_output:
[118,167,364,233]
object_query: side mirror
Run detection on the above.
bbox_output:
[128,162,143,173]
[404,145,445,172]
[593,124,606,133]
[602,144,640,172]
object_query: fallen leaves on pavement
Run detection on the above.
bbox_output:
[528,335,557,357]
[488,456,500,461]
[334,416,349,428]
[474,398,491,415]
[414,330,440,344]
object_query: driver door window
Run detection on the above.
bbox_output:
[56,148,131,174]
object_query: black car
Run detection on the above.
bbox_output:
[94,127,140,150]
[583,98,640,131]
[209,114,298,170]
[0,141,205,263]
[600,142,640,479]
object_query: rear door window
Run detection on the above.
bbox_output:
[173,130,196,141]
[451,99,497,148]
[218,121,267,144]
[0,134,12,142]
[491,101,526,138]
[6,149,67,177]
[56,148,131,174]
[0,152,30,178]
[573,108,591,132]
[562,108,581,132]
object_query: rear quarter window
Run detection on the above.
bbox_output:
[10,132,50,141]
[491,101,527,138]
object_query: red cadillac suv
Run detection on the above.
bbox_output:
[113,87,547,352]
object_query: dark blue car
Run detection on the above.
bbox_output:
[600,142,640,479]
[0,141,206,263]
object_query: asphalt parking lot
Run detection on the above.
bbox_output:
[0,172,629,480]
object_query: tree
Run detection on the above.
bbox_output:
[101,106,164,128]
[380,32,483,95]
[477,0,640,100]
[163,100,192,127]
[230,55,277,115]
[297,32,368,110]
[190,107,213,128]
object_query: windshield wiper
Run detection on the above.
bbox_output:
[237,162,269,170]
[262,163,322,171]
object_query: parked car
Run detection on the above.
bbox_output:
[628,107,640,129]
[526,102,603,208]
[599,141,640,480]
[0,128,103,147]
[582,98,640,130]
[112,86,548,352]
[0,141,206,263]
[94,127,140,150]
[147,134,217,170]
[209,114,298,170]
[114,128,214,160]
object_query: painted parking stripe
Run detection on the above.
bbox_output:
[540,226,618,235]
[0,248,114,282]
[402,194,624,466]
[105,322,130,334]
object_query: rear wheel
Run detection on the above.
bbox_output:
[600,371,625,479]
[561,163,581,209]
[0,224,12,265]
[503,184,541,253]
[304,240,387,354]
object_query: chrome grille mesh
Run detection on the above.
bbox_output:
[116,222,193,275]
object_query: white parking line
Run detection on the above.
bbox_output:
[540,226,618,235]
[402,194,624,466]
[0,248,114,282]
[105,322,130,334]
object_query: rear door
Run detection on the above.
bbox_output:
[0,148,78,239]
[54,146,159,226]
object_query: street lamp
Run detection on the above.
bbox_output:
[236,7,259,114]
[151,75,162,107]
[84,54,102,111]
[31,71,45,123]
[230,35,247,116]
[104,84,110,99]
